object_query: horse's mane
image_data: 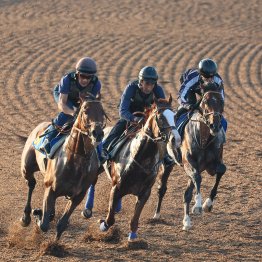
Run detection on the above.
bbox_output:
[143,98,171,120]
[202,82,221,93]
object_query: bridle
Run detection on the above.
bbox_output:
[144,106,176,143]
[199,91,223,128]
[72,99,107,138]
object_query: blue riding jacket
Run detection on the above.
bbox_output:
[178,69,224,107]
[53,72,101,127]
[119,80,165,122]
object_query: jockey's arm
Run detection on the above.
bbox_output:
[58,93,75,116]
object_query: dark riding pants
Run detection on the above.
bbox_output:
[103,119,127,150]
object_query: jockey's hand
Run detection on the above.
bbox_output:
[183,104,193,110]
[133,116,144,123]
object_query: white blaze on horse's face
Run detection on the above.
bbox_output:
[163,109,181,148]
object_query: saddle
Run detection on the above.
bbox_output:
[32,125,67,159]
[102,123,141,161]
[175,111,194,138]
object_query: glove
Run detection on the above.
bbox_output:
[133,116,144,123]
[183,104,193,110]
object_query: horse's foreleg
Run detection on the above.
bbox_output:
[153,164,173,219]
[184,160,202,215]
[81,184,96,219]
[129,189,151,241]
[183,179,194,230]
[37,186,56,232]
[203,165,226,212]
[100,185,120,232]
[20,177,36,227]
[56,190,86,240]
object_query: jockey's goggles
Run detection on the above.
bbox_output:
[142,78,157,84]
[78,72,94,80]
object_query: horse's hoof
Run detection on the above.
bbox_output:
[183,215,192,231]
[192,206,202,215]
[32,208,43,220]
[153,213,160,219]
[38,222,49,232]
[20,215,31,227]
[182,224,192,231]
[100,220,109,232]
[128,232,138,241]
[203,204,213,212]
[203,198,213,212]
[81,209,92,219]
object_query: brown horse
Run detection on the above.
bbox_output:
[99,96,178,241]
[154,82,227,230]
[20,96,106,240]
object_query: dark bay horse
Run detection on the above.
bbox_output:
[99,96,178,241]
[20,96,106,240]
[154,82,226,230]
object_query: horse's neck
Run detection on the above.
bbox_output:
[65,126,93,158]
[189,111,212,149]
[129,116,159,159]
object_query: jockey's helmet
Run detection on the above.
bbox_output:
[76,57,97,75]
[198,58,217,78]
[138,66,158,84]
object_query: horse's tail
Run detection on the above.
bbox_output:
[16,134,27,144]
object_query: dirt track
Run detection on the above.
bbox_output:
[0,0,261,261]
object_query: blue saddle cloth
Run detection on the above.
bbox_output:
[175,112,193,137]
[32,126,66,158]
[175,111,228,137]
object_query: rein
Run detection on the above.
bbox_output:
[191,90,224,149]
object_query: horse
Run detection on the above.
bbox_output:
[154,82,227,230]
[97,96,178,241]
[20,96,107,240]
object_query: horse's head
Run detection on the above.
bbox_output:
[199,82,224,136]
[145,95,178,146]
[76,95,106,146]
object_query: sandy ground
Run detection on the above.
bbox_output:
[0,0,261,261]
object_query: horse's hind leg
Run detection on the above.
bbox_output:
[20,174,36,227]
[183,179,194,230]
[56,190,86,240]
[203,164,226,212]
[129,189,151,240]
[153,164,173,219]
[20,149,38,227]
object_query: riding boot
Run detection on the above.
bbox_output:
[99,148,109,164]
[40,125,58,154]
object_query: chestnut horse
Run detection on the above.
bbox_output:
[154,82,226,230]
[99,96,178,241]
[20,96,106,240]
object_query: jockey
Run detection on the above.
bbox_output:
[100,66,180,164]
[41,57,102,154]
[176,58,227,132]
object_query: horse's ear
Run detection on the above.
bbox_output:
[168,94,172,105]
